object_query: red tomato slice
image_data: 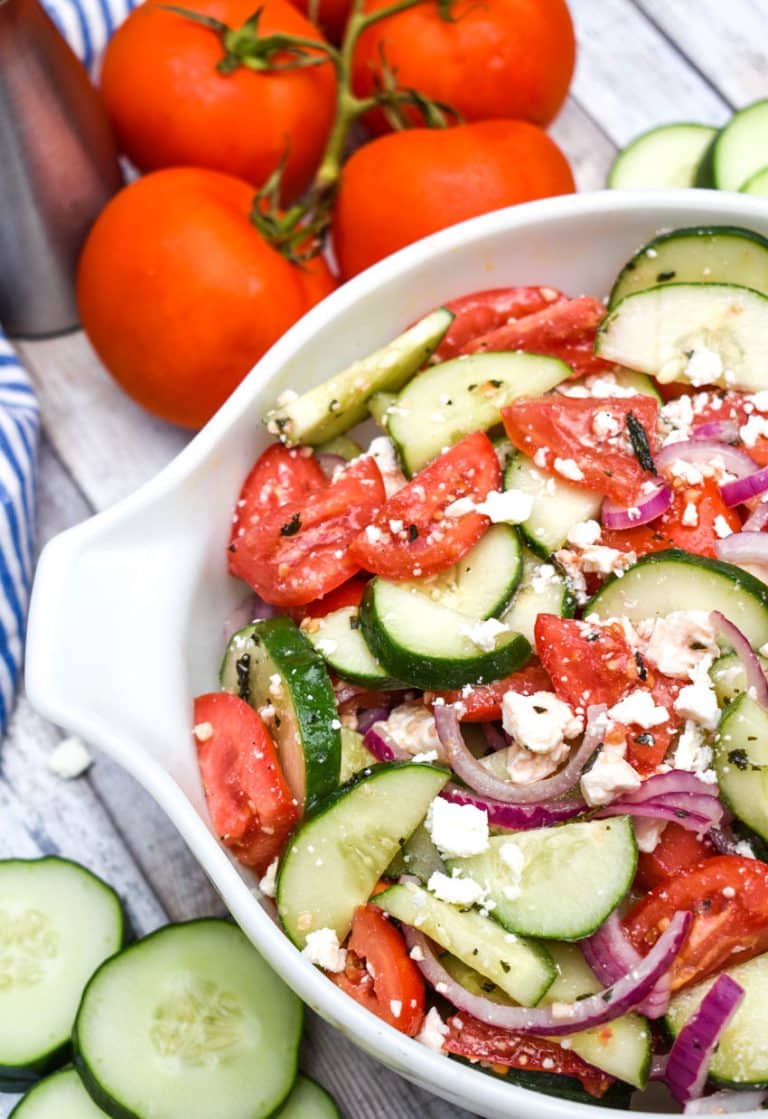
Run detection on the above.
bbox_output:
[535,615,640,709]
[230,444,326,543]
[429,660,551,721]
[442,1015,614,1098]
[623,673,684,776]
[602,478,742,560]
[434,286,567,362]
[332,904,425,1036]
[290,574,369,621]
[229,457,385,607]
[466,296,614,379]
[502,395,659,506]
[624,856,768,990]
[193,692,299,874]
[635,823,715,892]
[349,431,500,579]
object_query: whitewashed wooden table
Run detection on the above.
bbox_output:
[2,2,766,1114]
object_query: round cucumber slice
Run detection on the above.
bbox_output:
[609,225,768,308]
[275,1074,340,1119]
[9,1067,108,1118]
[401,524,522,619]
[74,920,303,1119]
[715,692,768,842]
[741,164,768,196]
[587,549,768,650]
[0,858,125,1089]
[220,617,341,811]
[710,651,768,705]
[503,453,602,557]
[360,577,531,690]
[607,123,717,191]
[696,99,768,192]
[499,548,573,646]
[303,606,400,689]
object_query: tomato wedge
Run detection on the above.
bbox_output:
[429,660,551,721]
[193,692,299,874]
[290,574,369,621]
[624,855,768,990]
[442,1015,614,1098]
[602,478,742,560]
[349,431,500,579]
[434,286,566,362]
[229,456,385,606]
[230,444,326,543]
[635,823,715,892]
[535,615,639,709]
[623,673,683,776]
[331,904,425,1036]
[466,296,613,379]
[502,395,659,506]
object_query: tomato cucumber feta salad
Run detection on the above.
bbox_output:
[194,225,768,1113]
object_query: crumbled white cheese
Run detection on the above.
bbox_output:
[409,944,425,961]
[714,514,733,539]
[444,496,476,518]
[553,457,584,482]
[665,459,705,486]
[367,436,407,497]
[389,518,404,534]
[474,489,535,524]
[682,501,699,527]
[302,928,347,973]
[592,410,622,439]
[427,870,485,907]
[579,544,635,576]
[416,1007,449,1051]
[364,524,383,545]
[411,750,439,764]
[47,736,92,779]
[609,690,669,729]
[674,658,720,730]
[460,616,511,652]
[427,797,489,857]
[748,391,768,413]
[258,857,279,898]
[740,414,768,448]
[381,702,442,759]
[554,548,588,604]
[633,818,668,853]
[533,448,549,468]
[672,720,716,783]
[268,672,284,697]
[193,721,214,742]
[502,690,583,754]
[641,611,719,680]
[581,755,642,807]
[390,999,402,1019]
[686,345,724,387]
[566,519,602,549]
[501,738,571,784]
[659,394,694,446]
[529,563,560,592]
[559,373,637,399]
[734,839,756,859]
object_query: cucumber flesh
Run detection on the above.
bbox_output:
[74,919,303,1119]
[609,225,768,307]
[503,453,603,557]
[597,282,768,392]
[388,351,571,476]
[374,881,555,1007]
[386,823,445,882]
[275,1074,340,1118]
[9,1067,108,1118]
[607,123,716,190]
[264,308,453,446]
[220,617,341,811]
[699,99,768,192]
[303,606,399,689]
[449,818,637,941]
[277,763,449,947]
[367,391,397,430]
[714,692,768,842]
[339,727,376,785]
[710,651,768,705]
[500,547,573,645]
[587,549,768,649]
[360,577,531,691]
[741,165,768,196]
[314,435,363,461]
[666,951,768,1086]
[0,858,125,1087]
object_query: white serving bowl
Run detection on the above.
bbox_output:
[27,190,768,1119]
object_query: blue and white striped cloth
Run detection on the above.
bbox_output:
[0,0,135,735]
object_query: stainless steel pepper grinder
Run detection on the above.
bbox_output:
[0,0,123,338]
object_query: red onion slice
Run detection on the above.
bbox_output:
[744,498,768,532]
[716,530,768,569]
[363,723,410,762]
[721,465,768,507]
[357,706,392,735]
[684,1089,768,1115]
[710,609,768,709]
[656,440,757,479]
[401,910,691,1036]
[482,722,508,752]
[434,703,606,805]
[618,770,720,803]
[597,797,722,836]
[692,420,741,443]
[440,783,586,830]
[582,911,671,1019]
[601,482,672,530]
[665,974,745,1103]
[223,593,277,640]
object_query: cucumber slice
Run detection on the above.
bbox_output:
[360,578,531,691]
[339,727,376,784]
[609,368,663,400]
[607,123,716,191]
[9,1067,108,1118]
[367,391,397,429]
[710,651,768,705]
[741,165,768,196]
[609,226,768,308]
[666,951,768,1087]
[388,351,571,476]
[374,881,555,1007]
[386,823,445,882]
[74,919,302,1119]
[277,762,448,947]
[503,453,603,557]
[314,435,363,460]
[220,617,341,811]
[714,692,768,842]
[597,282,768,391]
[275,1074,340,1119]
[0,858,125,1089]
[449,819,636,941]
[696,99,768,192]
[587,549,768,649]
[264,308,453,446]
[402,525,522,619]
[500,547,573,646]
[303,606,399,689]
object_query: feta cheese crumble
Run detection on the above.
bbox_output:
[566,519,602,549]
[381,702,442,759]
[460,616,511,652]
[502,690,583,754]
[714,514,733,539]
[474,488,535,524]
[581,755,642,807]
[553,457,584,482]
[674,659,720,730]
[48,736,92,779]
[427,797,489,857]
[686,345,724,387]
[302,928,347,973]
[427,871,484,907]
[367,436,407,497]
[633,818,668,854]
[609,690,669,729]
[641,611,719,680]
[258,857,279,898]
[740,415,768,448]
[416,1007,449,1051]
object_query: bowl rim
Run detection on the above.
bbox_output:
[27,188,768,1119]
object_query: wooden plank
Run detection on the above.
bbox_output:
[550,97,617,192]
[569,0,730,146]
[635,0,768,107]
